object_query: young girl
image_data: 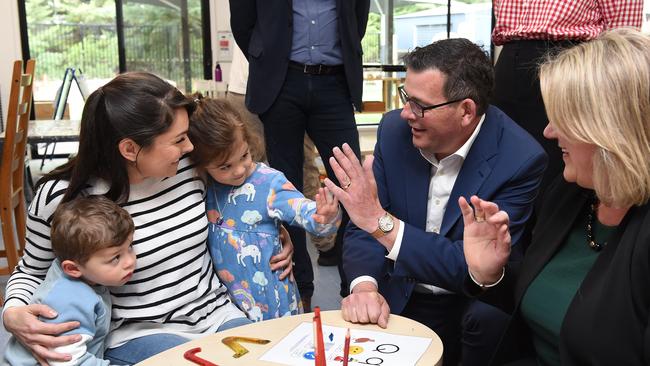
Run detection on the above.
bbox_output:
[189,96,341,321]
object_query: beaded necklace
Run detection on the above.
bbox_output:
[586,196,605,251]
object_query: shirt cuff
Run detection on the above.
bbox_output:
[385,219,405,261]
[349,276,378,294]
[1,298,24,317]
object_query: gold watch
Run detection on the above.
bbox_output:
[371,212,394,238]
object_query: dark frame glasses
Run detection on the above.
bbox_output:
[398,86,465,118]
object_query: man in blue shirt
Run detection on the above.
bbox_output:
[230,0,370,309]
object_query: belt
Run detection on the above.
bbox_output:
[288,61,344,75]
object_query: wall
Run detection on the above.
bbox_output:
[0,1,23,125]
[210,0,233,85]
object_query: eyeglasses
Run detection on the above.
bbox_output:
[398,86,465,118]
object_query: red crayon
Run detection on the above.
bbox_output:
[343,328,350,366]
[314,307,326,366]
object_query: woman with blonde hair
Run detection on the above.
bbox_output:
[459,28,650,365]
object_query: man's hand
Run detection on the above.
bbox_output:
[3,305,81,363]
[324,144,384,233]
[340,282,390,328]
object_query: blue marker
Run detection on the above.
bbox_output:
[329,332,334,342]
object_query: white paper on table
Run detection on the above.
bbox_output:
[259,322,432,366]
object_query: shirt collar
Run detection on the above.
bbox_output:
[419,114,486,166]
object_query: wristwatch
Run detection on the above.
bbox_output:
[371,212,395,238]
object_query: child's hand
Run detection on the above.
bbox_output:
[312,187,340,224]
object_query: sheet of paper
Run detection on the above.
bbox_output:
[259,322,432,366]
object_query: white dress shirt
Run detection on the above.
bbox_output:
[350,115,485,294]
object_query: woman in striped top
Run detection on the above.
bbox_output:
[2,72,292,365]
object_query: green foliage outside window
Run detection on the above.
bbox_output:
[25,0,204,91]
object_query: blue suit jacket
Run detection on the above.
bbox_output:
[343,106,548,314]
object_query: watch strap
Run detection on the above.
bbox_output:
[371,212,393,239]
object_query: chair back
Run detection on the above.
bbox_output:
[0,59,35,277]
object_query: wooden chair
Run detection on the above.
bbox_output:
[0,60,36,285]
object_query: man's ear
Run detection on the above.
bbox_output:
[61,260,83,278]
[459,98,478,127]
[118,138,141,163]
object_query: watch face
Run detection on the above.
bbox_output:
[379,214,394,232]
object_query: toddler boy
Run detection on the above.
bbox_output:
[3,196,136,366]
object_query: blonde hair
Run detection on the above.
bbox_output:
[540,28,650,207]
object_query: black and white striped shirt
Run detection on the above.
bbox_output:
[4,157,243,348]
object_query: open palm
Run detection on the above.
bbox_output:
[459,196,511,284]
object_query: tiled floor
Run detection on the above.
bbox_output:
[307,240,344,311]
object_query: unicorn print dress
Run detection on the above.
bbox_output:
[206,163,341,321]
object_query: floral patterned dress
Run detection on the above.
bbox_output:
[206,163,340,321]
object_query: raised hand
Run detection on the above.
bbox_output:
[458,195,511,286]
[312,187,340,224]
[323,144,384,233]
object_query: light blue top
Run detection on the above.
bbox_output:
[206,163,340,321]
[290,0,343,65]
[2,260,112,366]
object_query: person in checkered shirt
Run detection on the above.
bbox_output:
[491,0,642,209]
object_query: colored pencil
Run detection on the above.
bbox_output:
[343,328,350,366]
[314,307,326,366]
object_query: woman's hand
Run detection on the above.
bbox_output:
[312,187,340,224]
[270,225,294,280]
[458,195,511,285]
[3,305,81,364]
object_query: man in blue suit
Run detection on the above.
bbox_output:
[325,39,547,365]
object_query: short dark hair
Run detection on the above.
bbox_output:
[39,72,195,203]
[51,196,134,265]
[402,38,493,115]
[188,96,264,170]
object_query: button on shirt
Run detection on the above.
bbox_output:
[290,0,343,65]
[350,115,485,295]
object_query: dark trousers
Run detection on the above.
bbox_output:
[401,292,510,366]
[492,40,579,206]
[260,67,361,299]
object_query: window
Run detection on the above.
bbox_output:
[20,0,211,119]
[359,0,492,116]
[23,0,119,117]
[122,0,207,93]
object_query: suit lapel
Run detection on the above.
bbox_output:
[441,113,499,236]
[403,143,431,231]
